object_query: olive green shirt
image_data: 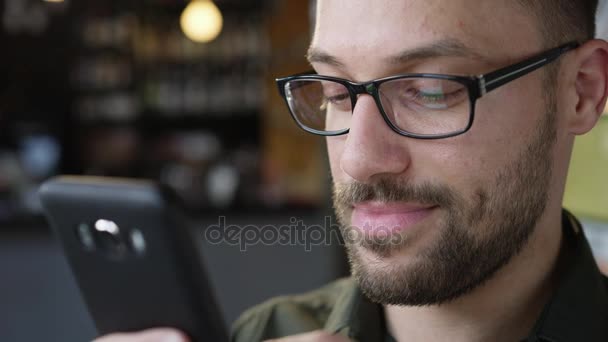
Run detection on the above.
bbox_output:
[231,211,608,341]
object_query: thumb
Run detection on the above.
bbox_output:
[92,328,189,342]
[264,330,352,342]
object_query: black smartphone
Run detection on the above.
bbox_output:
[38,176,229,342]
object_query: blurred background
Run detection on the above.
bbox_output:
[0,0,606,341]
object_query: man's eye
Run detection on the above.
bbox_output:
[403,86,466,108]
[320,92,350,112]
[417,90,448,102]
[325,93,350,104]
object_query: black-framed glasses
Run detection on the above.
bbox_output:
[276,42,579,139]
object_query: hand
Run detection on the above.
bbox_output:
[92,328,189,342]
[264,330,351,342]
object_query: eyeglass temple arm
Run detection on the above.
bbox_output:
[478,42,580,96]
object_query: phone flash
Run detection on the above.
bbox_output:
[130,229,147,256]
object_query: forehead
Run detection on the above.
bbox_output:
[311,0,542,72]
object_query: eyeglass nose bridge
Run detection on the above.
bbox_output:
[349,82,379,97]
[346,82,394,131]
[347,81,382,112]
[345,81,399,136]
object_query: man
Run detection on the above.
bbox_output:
[97,0,608,341]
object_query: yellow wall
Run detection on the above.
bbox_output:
[564,115,608,222]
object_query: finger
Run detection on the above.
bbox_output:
[264,330,351,342]
[92,328,189,342]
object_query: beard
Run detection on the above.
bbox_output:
[332,99,558,307]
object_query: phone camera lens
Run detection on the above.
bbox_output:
[94,219,127,258]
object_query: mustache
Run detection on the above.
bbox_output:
[333,178,459,208]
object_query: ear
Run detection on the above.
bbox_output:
[568,39,608,135]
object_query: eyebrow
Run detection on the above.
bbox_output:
[306,48,344,67]
[388,39,486,64]
[306,39,487,68]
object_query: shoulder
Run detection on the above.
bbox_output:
[231,278,355,342]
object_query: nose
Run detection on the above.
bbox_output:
[339,95,412,183]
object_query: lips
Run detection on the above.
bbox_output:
[350,201,436,235]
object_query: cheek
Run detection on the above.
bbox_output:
[326,136,346,181]
[424,85,546,197]
[472,76,545,141]
[411,143,485,192]
[409,125,516,199]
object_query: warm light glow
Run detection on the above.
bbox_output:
[43,0,65,2]
[180,0,223,43]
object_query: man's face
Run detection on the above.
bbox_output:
[312,0,563,305]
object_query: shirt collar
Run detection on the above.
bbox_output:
[527,210,608,341]
[324,278,385,342]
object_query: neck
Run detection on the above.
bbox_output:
[384,208,564,342]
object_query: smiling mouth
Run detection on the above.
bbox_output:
[350,201,438,235]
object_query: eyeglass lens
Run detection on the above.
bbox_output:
[284,78,471,136]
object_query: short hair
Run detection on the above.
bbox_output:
[514,1,597,89]
[517,0,598,47]
[310,1,598,46]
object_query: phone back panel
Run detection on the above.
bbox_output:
[38,176,228,341]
